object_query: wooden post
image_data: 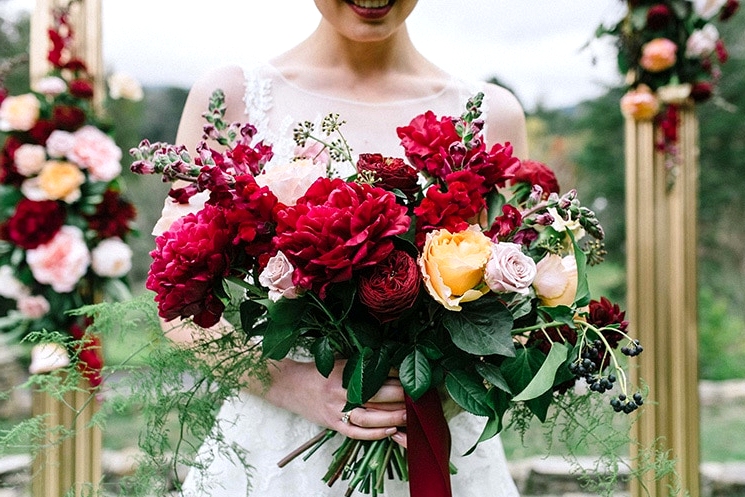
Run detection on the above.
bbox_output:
[29,1,104,495]
[625,106,700,496]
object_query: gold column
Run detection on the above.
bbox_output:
[626,106,700,496]
[29,1,104,495]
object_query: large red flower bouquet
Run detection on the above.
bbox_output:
[132,91,643,496]
[0,7,138,386]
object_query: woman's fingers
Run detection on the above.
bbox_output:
[344,406,406,428]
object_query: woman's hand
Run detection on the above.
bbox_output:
[263,358,408,447]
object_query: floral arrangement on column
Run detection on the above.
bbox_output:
[0,5,141,386]
[597,0,739,185]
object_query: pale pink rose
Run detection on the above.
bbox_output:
[532,254,578,308]
[107,72,144,101]
[686,24,720,58]
[32,76,67,96]
[640,38,678,73]
[68,126,123,182]
[255,158,326,206]
[17,294,51,319]
[259,251,300,302]
[620,86,660,120]
[28,342,70,375]
[13,144,47,176]
[26,225,91,293]
[485,242,537,295]
[0,93,41,132]
[0,266,29,300]
[45,130,76,158]
[91,238,133,278]
[693,0,728,19]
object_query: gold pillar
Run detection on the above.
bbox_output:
[29,1,104,495]
[625,106,700,496]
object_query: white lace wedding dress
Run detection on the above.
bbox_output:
[161,64,520,497]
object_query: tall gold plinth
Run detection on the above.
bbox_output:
[30,378,102,497]
[625,107,700,496]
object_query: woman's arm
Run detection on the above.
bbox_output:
[482,83,529,159]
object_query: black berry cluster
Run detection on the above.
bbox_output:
[621,339,644,357]
[611,392,644,414]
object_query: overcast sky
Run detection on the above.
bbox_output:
[3,0,625,110]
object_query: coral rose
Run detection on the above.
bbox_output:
[26,225,91,293]
[532,253,578,307]
[359,249,420,323]
[0,93,41,132]
[620,86,660,121]
[640,38,678,73]
[484,242,537,295]
[419,225,492,311]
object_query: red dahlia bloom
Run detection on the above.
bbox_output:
[2,199,66,249]
[274,178,410,298]
[147,204,236,328]
[52,105,86,131]
[359,249,421,323]
[587,297,628,348]
[357,153,421,202]
[69,79,94,99]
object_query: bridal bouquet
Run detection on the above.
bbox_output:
[132,90,644,496]
[0,6,138,385]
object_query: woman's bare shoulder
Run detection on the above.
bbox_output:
[481,81,528,159]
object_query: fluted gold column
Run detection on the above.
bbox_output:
[626,106,700,496]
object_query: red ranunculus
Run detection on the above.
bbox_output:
[274,178,410,298]
[359,249,420,323]
[69,79,94,99]
[2,198,66,249]
[146,204,236,328]
[357,153,421,202]
[414,169,485,239]
[52,104,86,131]
[487,204,523,241]
[396,110,461,179]
[512,159,560,196]
[85,189,136,239]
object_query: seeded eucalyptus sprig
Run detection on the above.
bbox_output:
[292,114,355,174]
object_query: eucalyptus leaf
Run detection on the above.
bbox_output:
[442,296,514,357]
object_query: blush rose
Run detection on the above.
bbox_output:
[532,253,578,307]
[259,251,301,302]
[0,94,41,132]
[484,242,537,295]
[26,225,91,293]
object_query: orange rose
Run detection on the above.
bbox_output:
[620,86,660,121]
[37,161,86,202]
[640,38,678,73]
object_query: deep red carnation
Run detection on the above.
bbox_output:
[85,189,136,239]
[359,249,420,323]
[357,153,421,202]
[28,119,56,145]
[274,178,410,298]
[52,104,86,131]
[512,159,560,196]
[2,199,66,249]
[147,204,236,328]
[396,110,461,179]
[70,322,104,388]
[646,4,672,30]
[414,169,485,238]
[69,79,94,99]
[486,204,523,241]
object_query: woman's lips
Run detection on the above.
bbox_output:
[345,0,395,20]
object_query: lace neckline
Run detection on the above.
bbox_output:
[262,62,456,107]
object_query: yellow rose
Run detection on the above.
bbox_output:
[419,225,492,311]
[38,161,86,202]
[533,253,578,307]
[0,93,41,132]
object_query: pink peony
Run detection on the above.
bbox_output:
[26,225,90,293]
[68,126,122,182]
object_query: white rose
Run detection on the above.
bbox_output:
[484,242,537,295]
[259,251,300,302]
[0,93,40,132]
[0,266,29,300]
[18,294,51,319]
[45,130,76,158]
[107,72,144,101]
[255,158,326,206]
[26,225,90,293]
[13,144,47,176]
[28,342,70,375]
[91,238,133,278]
[693,0,727,19]
[533,254,578,308]
[686,24,720,58]
[32,76,67,96]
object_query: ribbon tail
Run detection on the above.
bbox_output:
[405,389,452,497]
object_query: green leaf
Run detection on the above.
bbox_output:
[463,415,502,457]
[261,297,310,360]
[512,343,570,402]
[239,299,266,337]
[343,347,391,408]
[442,296,515,357]
[0,185,22,219]
[500,347,546,397]
[475,362,512,394]
[400,347,432,401]
[569,231,590,308]
[485,190,506,230]
[445,370,493,417]
[538,305,576,328]
[311,337,335,378]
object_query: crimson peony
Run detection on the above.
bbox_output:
[2,198,66,249]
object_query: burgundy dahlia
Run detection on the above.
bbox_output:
[359,249,420,323]
[85,189,136,239]
[357,153,421,202]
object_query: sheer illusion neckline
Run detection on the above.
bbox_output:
[263,62,456,107]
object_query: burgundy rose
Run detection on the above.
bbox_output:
[690,81,714,102]
[85,189,136,239]
[357,153,421,202]
[414,169,485,240]
[396,110,461,179]
[0,135,25,185]
[359,249,420,323]
[69,79,94,99]
[721,0,739,20]
[2,199,66,249]
[512,159,560,197]
[52,104,86,131]
[646,4,672,30]
[28,119,56,145]
[486,204,523,241]
[274,178,410,298]
[147,204,236,328]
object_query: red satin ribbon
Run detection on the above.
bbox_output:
[405,389,452,497]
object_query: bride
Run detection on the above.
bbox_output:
[156,0,527,495]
